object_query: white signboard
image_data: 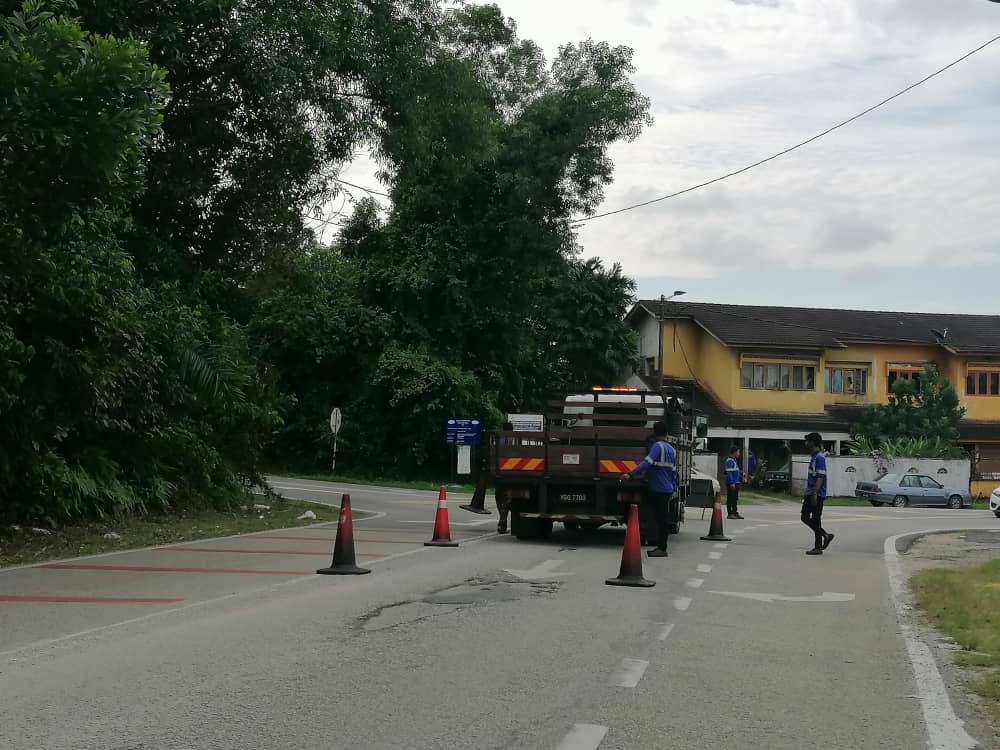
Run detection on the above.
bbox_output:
[508,413,544,432]
[457,445,472,475]
[329,407,342,435]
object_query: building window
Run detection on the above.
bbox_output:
[825,367,868,395]
[888,367,922,390]
[740,363,815,391]
[967,370,1000,396]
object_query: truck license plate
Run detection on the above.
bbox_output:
[560,494,588,504]
[562,453,580,465]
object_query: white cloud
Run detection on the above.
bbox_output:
[335,0,1000,312]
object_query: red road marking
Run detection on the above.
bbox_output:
[249,535,419,545]
[38,564,308,576]
[0,595,185,605]
[159,547,382,558]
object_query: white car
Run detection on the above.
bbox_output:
[991,486,1000,518]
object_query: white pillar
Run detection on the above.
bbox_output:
[742,436,751,472]
[834,439,842,456]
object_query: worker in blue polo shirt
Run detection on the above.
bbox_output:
[803,432,834,555]
[725,446,744,519]
[621,421,676,557]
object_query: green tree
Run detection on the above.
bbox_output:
[0,0,169,521]
[357,4,652,411]
[851,364,966,449]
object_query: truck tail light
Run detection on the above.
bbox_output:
[507,487,530,499]
[617,490,641,504]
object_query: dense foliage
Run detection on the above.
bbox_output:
[1,1,649,524]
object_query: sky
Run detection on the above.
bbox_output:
[334,0,1000,315]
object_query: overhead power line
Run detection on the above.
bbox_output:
[334,177,390,198]
[572,33,1000,226]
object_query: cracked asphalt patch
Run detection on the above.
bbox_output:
[358,573,563,632]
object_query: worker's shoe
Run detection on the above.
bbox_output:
[497,524,508,535]
[805,547,823,556]
[647,548,668,558]
[730,513,745,520]
[822,533,835,550]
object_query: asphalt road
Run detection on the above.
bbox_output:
[1,479,998,749]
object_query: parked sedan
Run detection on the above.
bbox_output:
[991,486,1000,518]
[855,473,972,509]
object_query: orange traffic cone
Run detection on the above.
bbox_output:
[459,475,492,515]
[425,486,459,547]
[700,493,732,542]
[316,495,371,575]
[605,504,655,588]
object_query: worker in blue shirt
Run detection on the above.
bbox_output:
[803,432,834,555]
[725,446,744,519]
[621,421,676,557]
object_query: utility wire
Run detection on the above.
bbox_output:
[334,177,390,198]
[573,33,1000,226]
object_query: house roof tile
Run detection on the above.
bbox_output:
[634,301,1000,354]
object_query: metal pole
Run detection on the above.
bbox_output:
[331,434,338,473]
[658,294,665,394]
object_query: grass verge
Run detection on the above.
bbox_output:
[269,470,476,493]
[0,498,347,569]
[911,558,1000,735]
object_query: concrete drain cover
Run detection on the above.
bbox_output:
[359,575,562,632]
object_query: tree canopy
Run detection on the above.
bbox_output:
[1,0,651,524]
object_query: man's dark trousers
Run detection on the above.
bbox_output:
[647,491,671,550]
[727,485,739,517]
[801,496,827,548]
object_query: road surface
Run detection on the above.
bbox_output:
[1,478,997,749]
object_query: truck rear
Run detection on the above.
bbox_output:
[490,388,693,542]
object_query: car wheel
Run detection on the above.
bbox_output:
[892,495,908,508]
[995,511,1000,519]
[947,495,963,510]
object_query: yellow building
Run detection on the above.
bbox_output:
[624,301,1000,492]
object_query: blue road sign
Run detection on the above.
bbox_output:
[446,418,481,446]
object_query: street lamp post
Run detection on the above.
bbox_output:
[658,290,686,394]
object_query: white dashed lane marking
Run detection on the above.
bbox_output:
[556,723,609,750]
[609,657,649,688]
[686,578,704,589]
[697,564,713,573]
[673,596,692,611]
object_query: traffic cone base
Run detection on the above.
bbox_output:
[317,564,371,575]
[316,495,371,575]
[605,504,656,588]
[700,493,732,542]
[459,476,492,515]
[426,486,460,547]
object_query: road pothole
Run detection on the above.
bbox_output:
[358,574,563,632]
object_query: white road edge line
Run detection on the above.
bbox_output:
[884,529,981,750]
[656,623,675,641]
[556,723,608,750]
[0,531,499,660]
[673,596,692,612]
[697,564,713,573]
[609,657,649,688]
